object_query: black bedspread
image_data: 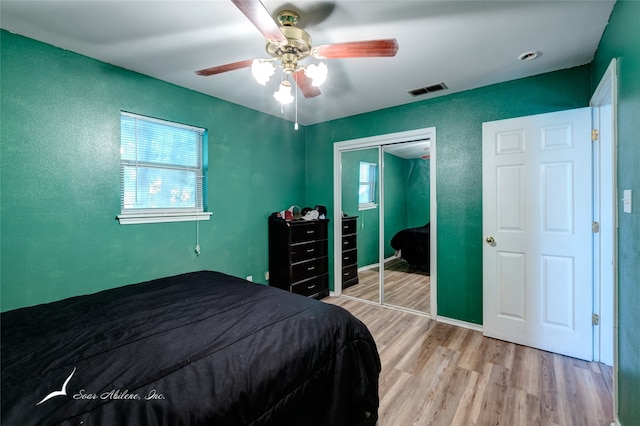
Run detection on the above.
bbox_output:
[1,271,380,426]
[390,223,430,272]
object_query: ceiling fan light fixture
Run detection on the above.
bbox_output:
[251,59,275,85]
[195,2,400,111]
[274,80,294,104]
[305,62,328,87]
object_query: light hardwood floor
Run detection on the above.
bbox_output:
[342,258,430,313]
[324,296,614,426]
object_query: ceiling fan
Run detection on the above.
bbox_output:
[195,0,399,104]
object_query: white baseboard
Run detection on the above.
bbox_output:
[357,257,399,273]
[358,263,380,272]
[436,315,483,333]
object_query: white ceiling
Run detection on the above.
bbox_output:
[0,0,615,126]
[385,141,431,159]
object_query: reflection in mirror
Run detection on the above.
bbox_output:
[383,142,431,313]
[340,148,380,304]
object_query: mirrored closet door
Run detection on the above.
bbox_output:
[334,128,435,315]
[382,143,431,313]
[339,147,380,304]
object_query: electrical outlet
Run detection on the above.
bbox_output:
[246,275,253,282]
[623,189,632,213]
[265,271,270,280]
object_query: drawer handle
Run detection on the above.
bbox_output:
[343,225,349,229]
[306,230,315,234]
[306,248,315,253]
[308,284,316,290]
[344,256,350,261]
[344,271,350,277]
[307,266,316,271]
[343,241,349,245]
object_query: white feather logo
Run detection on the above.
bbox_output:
[36,367,76,406]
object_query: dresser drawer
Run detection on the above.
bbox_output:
[290,221,327,243]
[342,264,358,284]
[342,218,357,235]
[291,257,328,283]
[342,248,357,266]
[291,240,327,263]
[343,276,359,290]
[342,234,357,251]
[291,274,328,298]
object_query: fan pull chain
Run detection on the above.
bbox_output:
[294,81,299,131]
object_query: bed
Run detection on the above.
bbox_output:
[390,223,430,272]
[1,271,380,426]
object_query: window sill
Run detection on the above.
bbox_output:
[117,212,212,225]
[358,203,378,211]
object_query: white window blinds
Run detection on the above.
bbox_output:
[118,112,209,224]
[358,161,378,209]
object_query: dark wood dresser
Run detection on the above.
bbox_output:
[268,219,329,299]
[341,216,359,289]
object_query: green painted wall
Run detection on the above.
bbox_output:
[306,66,591,324]
[1,31,305,311]
[383,152,408,259]
[405,158,430,228]
[591,1,640,423]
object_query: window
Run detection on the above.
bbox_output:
[358,161,378,210]
[117,112,211,225]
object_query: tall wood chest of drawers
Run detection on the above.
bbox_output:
[268,219,329,299]
[341,216,359,289]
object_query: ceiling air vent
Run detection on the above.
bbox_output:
[408,82,448,97]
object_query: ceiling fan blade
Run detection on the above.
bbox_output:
[231,0,286,43]
[293,70,322,98]
[195,59,255,76]
[312,39,399,59]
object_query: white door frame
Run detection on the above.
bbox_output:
[589,58,618,422]
[332,127,437,317]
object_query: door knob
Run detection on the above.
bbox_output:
[486,236,495,245]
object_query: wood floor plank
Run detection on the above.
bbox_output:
[324,296,614,426]
[455,330,484,371]
[449,368,480,425]
[467,362,493,424]
[475,363,510,425]
[422,365,472,425]
[377,368,415,425]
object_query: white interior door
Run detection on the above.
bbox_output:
[482,108,593,361]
